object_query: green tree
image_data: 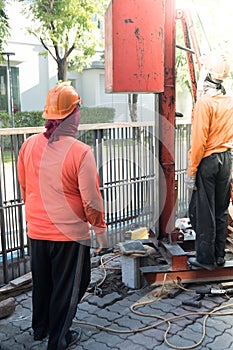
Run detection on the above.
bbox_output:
[0,0,10,54]
[19,0,109,81]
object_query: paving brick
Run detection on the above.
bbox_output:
[19,319,31,332]
[0,324,21,339]
[205,316,232,332]
[164,333,196,349]
[93,332,124,348]
[30,342,48,350]
[78,301,101,315]
[179,326,204,342]
[154,342,178,350]
[205,330,233,350]
[128,312,159,326]
[143,327,166,342]
[204,324,224,341]
[97,308,122,322]
[142,302,172,316]
[2,342,25,350]
[15,292,31,303]
[16,331,34,346]
[2,279,233,350]
[159,297,183,308]
[81,315,111,329]
[75,308,90,321]
[19,297,32,310]
[201,298,224,310]
[87,292,122,308]
[116,338,153,350]
[77,323,99,339]
[124,292,147,304]
[128,331,162,348]
[114,315,145,331]
[106,302,129,315]
[82,338,111,350]
[110,297,133,309]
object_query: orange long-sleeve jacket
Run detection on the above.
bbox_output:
[17,133,106,242]
[187,93,233,178]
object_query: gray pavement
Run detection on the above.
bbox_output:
[1,261,233,349]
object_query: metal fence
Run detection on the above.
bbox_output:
[0,121,191,284]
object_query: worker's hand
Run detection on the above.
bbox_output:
[94,234,108,256]
[185,175,197,191]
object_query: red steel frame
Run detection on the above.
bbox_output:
[158,0,176,238]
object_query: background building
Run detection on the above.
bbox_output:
[1,1,158,123]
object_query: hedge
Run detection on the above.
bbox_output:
[0,106,115,128]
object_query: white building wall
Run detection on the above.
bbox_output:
[4,1,60,111]
[3,1,156,122]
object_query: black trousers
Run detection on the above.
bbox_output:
[189,151,232,265]
[30,239,91,350]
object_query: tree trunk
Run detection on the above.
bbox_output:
[57,57,68,82]
[128,93,138,122]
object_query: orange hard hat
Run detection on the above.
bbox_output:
[42,82,80,120]
[206,51,230,80]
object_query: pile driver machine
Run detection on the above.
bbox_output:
[104,0,233,286]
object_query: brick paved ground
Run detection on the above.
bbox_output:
[1,257,233,350]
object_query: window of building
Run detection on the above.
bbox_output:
[0,66,21,114]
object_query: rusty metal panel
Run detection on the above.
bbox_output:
[105,0,165,93]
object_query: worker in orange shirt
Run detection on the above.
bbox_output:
[17,82,108,349]
[186,52,233,271]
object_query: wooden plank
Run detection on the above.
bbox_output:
[0,273,32,301]
[221,281,233,289]
[9,272,32,287]
[0,283,32,302]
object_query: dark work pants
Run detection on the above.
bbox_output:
[189,151,232,265]
[30,239,91,350]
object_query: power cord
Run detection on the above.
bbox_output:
[75,269,233,349]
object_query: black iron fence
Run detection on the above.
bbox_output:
[0,121,191,284]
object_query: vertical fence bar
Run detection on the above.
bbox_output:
[0,140,9,284]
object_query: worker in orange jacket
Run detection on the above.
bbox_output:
[17,82,108,349]
[186,52,233,270]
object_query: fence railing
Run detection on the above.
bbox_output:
[0,121,191,284]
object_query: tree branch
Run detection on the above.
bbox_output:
[48,20,60,59]
[39,37,57,61]
[64,44,75,59]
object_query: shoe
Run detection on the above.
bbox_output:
[33,331,48,341]
[65,328,82,349]
[188,257,217,271]
[216,257,225,266]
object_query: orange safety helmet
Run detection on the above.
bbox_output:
[42,82,80,120]
[205,51,230,80]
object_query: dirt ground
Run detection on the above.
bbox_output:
[97,269,130,297]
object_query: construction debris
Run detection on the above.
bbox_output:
[117,240,147,256]
[0,272,32,302]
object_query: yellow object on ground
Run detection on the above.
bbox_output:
[131,227,148,240]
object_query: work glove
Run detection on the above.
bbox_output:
[185,175,197,191]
